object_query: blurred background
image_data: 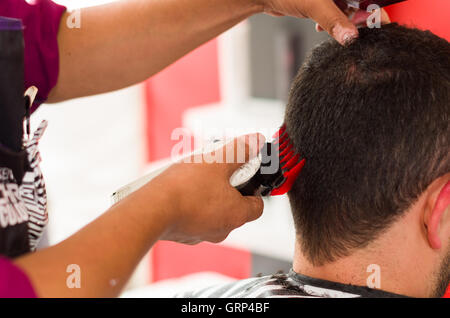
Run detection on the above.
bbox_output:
[29,0,450,297]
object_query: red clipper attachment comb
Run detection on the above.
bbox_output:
[270,125,305,196]
[230,125,305,197]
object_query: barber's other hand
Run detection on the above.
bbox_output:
[259,0,388,45]
[151,134,266,245]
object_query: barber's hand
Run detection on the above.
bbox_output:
[259,0,390,45]
[153,133,266,245]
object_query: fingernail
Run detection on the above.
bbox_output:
[342,32,358,45]
[334,24,358,46]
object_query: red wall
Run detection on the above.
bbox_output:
[386,0,450,41]
[143,39,220,162]
[152,241,251,282]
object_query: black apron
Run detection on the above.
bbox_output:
[0,16,48,258]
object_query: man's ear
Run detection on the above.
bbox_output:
[424,176,450,250]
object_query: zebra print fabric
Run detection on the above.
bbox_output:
[0,120,48,256]
[20,120,48,251]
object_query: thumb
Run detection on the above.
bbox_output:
[307,0,358,45]
[241,195,264,223]
[222,133,266,178]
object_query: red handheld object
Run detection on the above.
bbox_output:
[270,125,306,196]
[232,125,305,197]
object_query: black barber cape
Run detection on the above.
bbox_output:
[179,270,410,298]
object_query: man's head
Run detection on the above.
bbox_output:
[284,24,449,297]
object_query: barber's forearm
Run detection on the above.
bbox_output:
[47,0,263,103]
[13,184,173,298]
[13,135,264,297]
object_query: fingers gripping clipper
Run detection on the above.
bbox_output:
[112,125,305,204]
[230,125,305,197]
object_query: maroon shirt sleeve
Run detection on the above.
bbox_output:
[0,0,66,112]
[0,257,36,298]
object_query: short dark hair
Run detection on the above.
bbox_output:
[285,24,450,266]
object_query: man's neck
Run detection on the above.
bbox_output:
[292,211,434,298]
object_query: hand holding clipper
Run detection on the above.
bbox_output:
[230,125,305,197]
[142,134,266,244]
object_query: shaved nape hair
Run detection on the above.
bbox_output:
[285,24,450,266]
